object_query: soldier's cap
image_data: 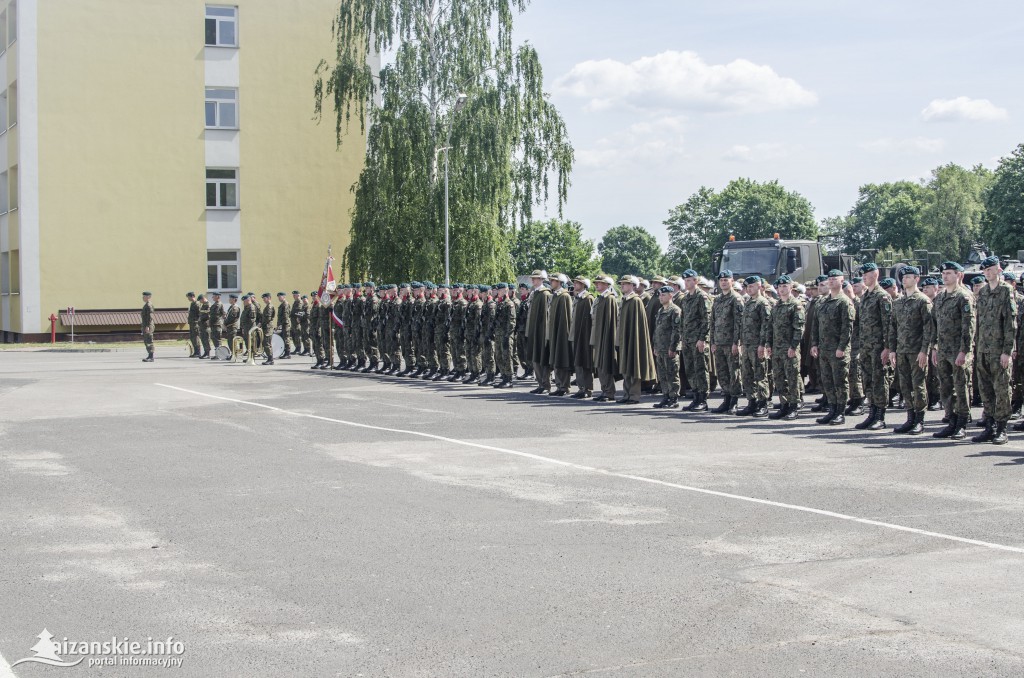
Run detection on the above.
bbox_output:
[744,275,761,285]
[650,275,667,284]
[697,277,714,288]
[529,269,546,279]
[879,278,896,289]
[142,291,152,296]
[186,291,195,297]
[733,281,743,292]
[657,285,674,295]
[859,262,878,273]
[365,281,376,288]
[229,293,239,299]
[1004,271,1019,282]
[682,269,699,279]
[968,273,985,285]
[717,269,733,279]
[842,280,851,289]
[292,290,300,295]
[310,291,317,296]
[494,282,507,290]
[436,282,450,289]
[827,269,844,278]
[775,275,793,285]
[921,276,939,286]
[814,275,828,284]
[518,282,529,289]
[478,284,491,292]
[198,294,207,301]
[595,276,615,286]
[277,292,286,296]
[410,282,423,289]
[548,272,570,285]
[573,276,592,288]
[618,274,639,286]
[638,279,650,288]
[261,292,271,299]
[398,283,410,289]
[667,275,683,287]
[351,282,362,289]
[301,295,308,299]
[851,277,863,284]
[899,266,920,277]
[940,261,964,272]
[212,291,221,296]
[980,255,1000,269]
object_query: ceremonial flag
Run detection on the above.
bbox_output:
[317,249,336,306]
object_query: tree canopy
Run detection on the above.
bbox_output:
[982,144,1024,258]
[510,219,600,278]
[598,225,664,278]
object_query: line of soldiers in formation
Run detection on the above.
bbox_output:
[144,255,1023,445]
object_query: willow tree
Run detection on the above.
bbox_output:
[314,0,574,282]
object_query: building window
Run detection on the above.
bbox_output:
[8,165,17,211]
[8,83,16,127]
[205,6,237,47]
[206,168,237,209]
[0,171,7,213]
[0,90,7,130]
[207,251,239,291]
[205,88,238,129]
[0,251,8,295]
[7,1,15,47]
[0,10,7,50]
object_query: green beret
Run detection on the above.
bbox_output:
[775,275,792,285]
[1003,271,1018,282]
[494,282,507,290]
[827,269,843,278]
[399,283,410,289]
[879,278,896,289]
[292,290,300,295]
[940,261,963,272]
[277,292,286,296]
[900,266,920,277]
[142,291,152,296]
[981,255,1000,269]
[743,275,761,285]
[186,291,195,297]
[859,262,878,273]
[851,277,863,284]
[478,284,491,292]
[814,275,828,284]
[261,292,271,299]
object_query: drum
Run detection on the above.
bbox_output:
[215,345,232,361]
[271,333,285,359]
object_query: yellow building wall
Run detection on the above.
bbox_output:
[35,0,207,333]
[236,0,361,295]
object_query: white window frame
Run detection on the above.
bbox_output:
[7,1,15,48]
[206,168,238,210]
[205,5,237,47]
[205,87,238,129]
[207,250,241,293]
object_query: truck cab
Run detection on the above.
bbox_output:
[713,236,825,285]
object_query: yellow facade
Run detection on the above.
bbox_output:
[0,0,363,339]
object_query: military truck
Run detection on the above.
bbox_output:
[712,234,855,285]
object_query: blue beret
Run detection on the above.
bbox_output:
[682,269,698,279]
[815,275,828,284]
[743,275,761,285]
[879,278,896,289]
[940,261,964,272]
[657,285,674,294]
[827,269,844,278]
[900,266,920,277]
[859,262,878,273]
[1003,271,1018,282]
[718,269,733,279]
[981,255,1000,269]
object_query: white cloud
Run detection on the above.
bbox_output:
[861,137,946,154]
[920,96,1009,123]
[576,116,687,169]
[722,143,788,163]
[555,50,818,114]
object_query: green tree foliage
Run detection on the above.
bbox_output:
[818,215,855,255]
[598,225,664,278]
[920,163,992,260]
[511,219,600,278]
[314,0,573,282]
[982,144,1024,258]
[664,179,817,274]
[849,182,925,253]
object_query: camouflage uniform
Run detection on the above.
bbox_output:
[420,294,437,372]
[277,297,292,357]
[887,290,933,413]
[363,289,381,367]
[239,299,254,351]
[711,289,744,401]
[385,294,403,369]
[494,293,516,381]
[336,293,350,365]
[765,296,805,406]
[739,293,772,407]
[814,293,855,414]
[223,299,240,350]
[300,297,312,354]
[480,296,497,378]
[450,291,468,375]
[848,295,863,403]
[309,301,323,362]
[975,281,1017,424]
[260,299,277,361]
[141,298,155,358]
[681,287,713,398]
[434,293,453,376]
[209,297,224,350]
[198,299,211,356]
[859,285,893,409]
[652,302,682,400]
[515,293,530,374]
[290,297,303,353]
[400,290,416,373]
[465,296,483,377]
[932,284,975,418]
[412,293,427,371]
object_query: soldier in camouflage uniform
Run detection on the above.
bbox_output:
[223,293,240,355]
[765,276,804,420]
[417,284,437,378]
[710,271,744,414]
[493,283,517,388]
[929,262,975,440]
[856,269,895,430]
[479,287,497,385]
[432,284,453,380]
[309,294,324,368]
[885,267,933,435]
[276,292,293,359]
[198,294,211,358]
[510,285,523,376]
[336,286,351,369]
[812,270,855,426]
[463,285,483,383]
[844,280,864,415]
[515,284,531,379]
[409,283,427,376]
[737,276,771,417]
[300,295,312,355]
[209,292,224,357]
[289,291,304,356]
[398,284,416,376]
[448,284,468,381]
[652,286,682,408]
[319,290,334,370]
[1006,271,1024,423]
[186,292,201,358]
[239,294,254,352]
[360,282,380,373]
[680,270,713,412]
[384,286,403,374]
[260,293,277,365]
[972,257,1017,445]
[141,291,155,362]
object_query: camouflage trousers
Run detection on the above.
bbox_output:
[977,352,1013,423]
[682,343,710,394]
[1013,351,1024,407]
[417,330,435,369]
[336,326,347,361]
[311,323,323,360]
[143,330,154,354]
[655,353,680,399]
[935,352,972,416]
[516,331,529,370]
[223,328,237,354]
[401,330,415,370]
[819,351,850,408]
[895,353,927,412]
[495,334,514,378]
[299,322,310,353]
[713,345,741,396]
[467,339,481,374]
[861,344,892,408]
[347,325,362,361]
[210,326,222,349]
[451,334,467,372]
[739,348,770,402]
[771,351,801,405]
[362,327,379,363]
[187,325,199,355]
[290,326,302,352]
[848,351,863,400]
[481,340,495,375]
[434,330,451,373]
[511,335,520,372]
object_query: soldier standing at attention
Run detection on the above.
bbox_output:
[320,290,334,370]
[1005,271,1024,423]
[843,280,865,415]
[336,285,351,370]
[478,286,498,385]
[290,291,304,356]
[615,275,656,404]
[398,284,416,376]
[260,293,277,365]
[186,292,200,358]
[854,264,892,430]
[920,277,943,411]
[309,294,323,368]
[276,292,293,359]
[526,271,552,394]
[515,283,532,379]
[591,276,619,402]
[433,283,453,380]
[710,270,744,414]
[680,270,713,412]
[463,285,484,383]
[300,295,312,356]
[222,293,240,354]
[765,276,804,420]
[141,291,155,362]
[570,276,595,399]
[492,284,516,388]
[197,294,212,359]
[410,283,427,376]
[885,267,933,435]
[930,262,975,440]
[208,292,225,358]
[545,273,574,396]
[737,276,771,418]
[972,256,1017,444]
[361,282,380,373]
[239,294,253,352]
[651,285,682,409]
[812,270,855,426]
[448,284,468,381]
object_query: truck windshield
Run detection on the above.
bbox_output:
[721,247,780,277]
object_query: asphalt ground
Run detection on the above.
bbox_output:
[1,350,1023,677]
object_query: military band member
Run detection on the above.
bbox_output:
[222,293,240,353]
[765,276,805,420]
[591,275,619,402]
[239,294,255,351]
[276,292,293,359]
[290,291,304,356]
[197,294,211,359]
[260,293,277,365]
[570,276,595,399]
[141,291,155,362]
[972,256,1017,445]
[710,270,744,414]
[209,292,225,357]
[652,285,681,408]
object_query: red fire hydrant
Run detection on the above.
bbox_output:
[49,313,57,344]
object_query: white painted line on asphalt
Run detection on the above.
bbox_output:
[0,650,18,678]
[155,383,1024,555]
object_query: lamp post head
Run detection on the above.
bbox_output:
[454,93,468,113]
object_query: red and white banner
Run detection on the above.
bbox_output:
[317,253,336,306]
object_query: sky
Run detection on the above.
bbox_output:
[510,0,1024,246]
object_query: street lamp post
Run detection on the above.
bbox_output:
[442,93,468,287]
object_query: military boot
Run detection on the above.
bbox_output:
[735,399,757,416]
[653,397,671,409]
[932,413,958,438]
[992,421,1009,445]
[752,400,769,418]
[711,394,733,414]
[1013,419,1024,433]
[478,371,495,386]
[768,402,790,420]
[432,370,446,381]
[892,410,916,434]
[971,417,995,443]
[446,371,462,382]
[462,371,478,384]
[855,405,878,430]
[1009,401,1022,421]
[950,413,970,440]
[811,398,829,413]
[692,392,709,413]
[782,403,799,420]
[494,377,513,389]
[844,397,865,416]
[310,359,322,369]
[816,405,837,425]
[907,410,925,435]
[142,351,154,363]
[280,347,291,360]
[829,407,846,426]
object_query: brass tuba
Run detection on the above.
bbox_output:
[246,327,265,365]
[230,334,247,362]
